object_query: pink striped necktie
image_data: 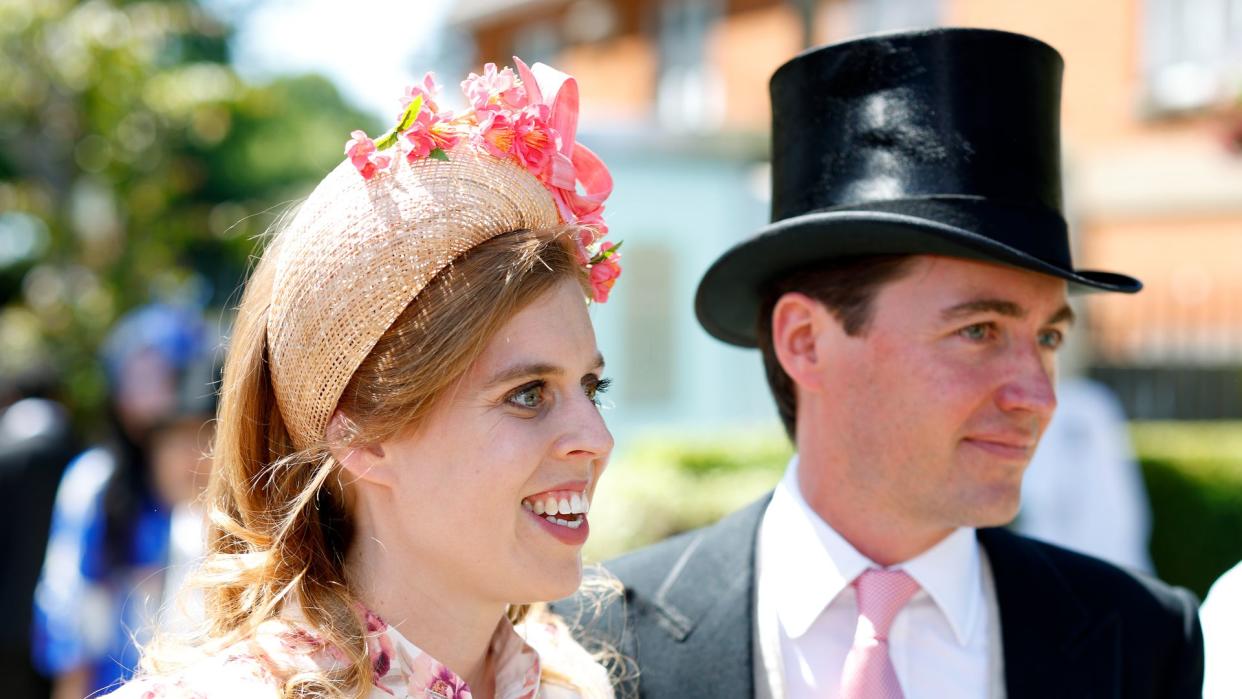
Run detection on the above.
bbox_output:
[838,568,921,699]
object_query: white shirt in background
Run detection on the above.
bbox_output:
[1202,560,1242,699]
[1017,378,1152,572]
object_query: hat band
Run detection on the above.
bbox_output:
[799,194,1073,270]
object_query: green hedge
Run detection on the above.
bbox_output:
[585,422,1242,600]
[1133,422,1242,598]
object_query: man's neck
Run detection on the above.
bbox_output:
[793,457,956,567]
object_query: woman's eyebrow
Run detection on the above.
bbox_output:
[483,353,605,389]
[483,362,562,389]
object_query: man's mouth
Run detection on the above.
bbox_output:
[521,490,590,529]
[963,436,1036,460]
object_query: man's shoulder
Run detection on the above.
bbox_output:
[983,527,1199,622]
[604,494,770,596]
[983,528,1203,696]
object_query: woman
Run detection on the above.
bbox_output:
[108,58,622,699]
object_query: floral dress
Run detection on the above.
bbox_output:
[103,607,613,699]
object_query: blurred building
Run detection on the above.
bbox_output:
[448,0,1242,437]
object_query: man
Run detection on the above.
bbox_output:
[576,28,1202,698]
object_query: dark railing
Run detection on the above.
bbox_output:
[1088,364,1242,420]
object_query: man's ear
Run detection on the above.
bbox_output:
[326,411,392,488]
[771,292,833,395]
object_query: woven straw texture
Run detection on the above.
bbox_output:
[267,145,561,450]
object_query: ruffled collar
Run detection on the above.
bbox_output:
[365,607,542,699]
[255,605,543,699]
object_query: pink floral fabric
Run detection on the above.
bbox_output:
[100,606,605,699]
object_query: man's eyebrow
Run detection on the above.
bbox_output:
[940,298,1076,326]
[483,353,605,389]
[940,299,1026,321]
[1047,304,1076,326]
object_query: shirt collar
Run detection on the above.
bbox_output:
[761,456,983,646]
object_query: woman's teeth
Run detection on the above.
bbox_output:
[522,491,590,529]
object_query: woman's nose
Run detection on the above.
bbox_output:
[558,389,615,463]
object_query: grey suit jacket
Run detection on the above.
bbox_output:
[559,494,1204,699]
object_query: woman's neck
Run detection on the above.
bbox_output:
[345,497,505,698]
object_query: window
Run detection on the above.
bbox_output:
[620,242,675,405]
[1144,0,1242,113]
[656,0,724,131]
[852,0,941,35]
[512,19,561,67]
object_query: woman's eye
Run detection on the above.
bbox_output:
[1039,328,1065,350]
[585,377,613,407]
[958,323,992,342]
[507,383,545,410]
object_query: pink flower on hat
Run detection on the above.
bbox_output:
[404,110,462,161]
[399,72,442,114]
[345,130,392,180]
[571,228,598,265]
[513,104,559,177]
[588,242,622,303]
[475,109,516,159]
[340,57,622,302]
[461,63,525,111]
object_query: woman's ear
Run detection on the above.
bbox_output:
[771,292,832,396]
[326,411,392,488]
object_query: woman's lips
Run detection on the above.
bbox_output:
[526,509,590,545]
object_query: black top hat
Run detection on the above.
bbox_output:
[695,28,1141,348]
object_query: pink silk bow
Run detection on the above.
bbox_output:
[514,57,613,232]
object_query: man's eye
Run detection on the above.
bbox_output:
[959,323,992,342]
[1039,329,1065,350]
[507,383,545,410]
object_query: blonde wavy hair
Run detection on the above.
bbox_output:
[140,224,616,698]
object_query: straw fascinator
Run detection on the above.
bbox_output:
[266,58,619,451]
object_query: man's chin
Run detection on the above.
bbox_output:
[964,490,1023,529]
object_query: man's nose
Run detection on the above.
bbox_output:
[995,347,1058,422]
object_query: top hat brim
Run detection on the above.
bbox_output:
[695,208,1142,348]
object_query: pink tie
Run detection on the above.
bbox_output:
[839,568,920,699]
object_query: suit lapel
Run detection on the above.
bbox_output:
[980,528,1121,699]
[640,496,769,699]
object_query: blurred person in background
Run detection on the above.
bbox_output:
[1016,376,1154,573]
[148,352,221,635]
[31,303,216,699]
[0,365,79,699]
[1202,560,1242,698]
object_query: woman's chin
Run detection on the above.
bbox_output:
[510,556,584,603]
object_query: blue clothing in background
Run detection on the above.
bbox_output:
[32,447,170,695]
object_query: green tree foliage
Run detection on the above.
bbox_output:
[0,0,379,428]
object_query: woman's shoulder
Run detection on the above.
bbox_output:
[515,610,614,699]
[102,653,280,699]
[103,618,348,699]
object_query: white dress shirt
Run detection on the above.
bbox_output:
[755,458,1001,699]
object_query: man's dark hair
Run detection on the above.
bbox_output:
[756,255,916,439]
